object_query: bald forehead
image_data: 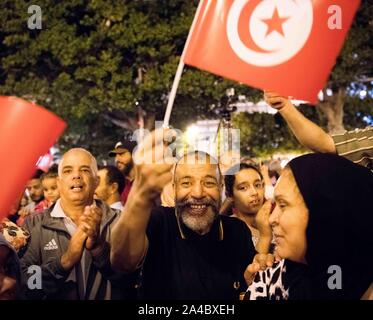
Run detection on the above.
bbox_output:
[174,152,221,180]
[59,148,97,176]
[177,152,218,165]
[61,149,92,164]
[175,162,220,181]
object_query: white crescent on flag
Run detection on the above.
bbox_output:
[226,0,313,66]
[183,0,360,102]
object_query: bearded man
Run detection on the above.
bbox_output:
[111,130,256,299]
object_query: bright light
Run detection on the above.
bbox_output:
[359,90,367,98]
[186,125,199,143]
[326,89,333,96]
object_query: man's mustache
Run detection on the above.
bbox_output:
[176,198,218,210]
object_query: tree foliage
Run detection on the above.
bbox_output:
[0,0,371,158]
[0,0,257,157]
[234,1,373,156]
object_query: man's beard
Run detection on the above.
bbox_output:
[176,198,220,235]
[123,160,134,177]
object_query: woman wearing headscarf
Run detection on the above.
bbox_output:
[246,153,373,300]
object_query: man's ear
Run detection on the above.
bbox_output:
[110,182,119,194]
[220,177,225,191]
[172,181,176,199]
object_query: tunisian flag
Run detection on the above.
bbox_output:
[0,97,66,220]
[183,0,360,103]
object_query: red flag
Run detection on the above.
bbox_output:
[0,97,66,220]
[36,152,54,172]
[183,0,360,102]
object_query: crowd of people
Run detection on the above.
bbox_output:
[1,94,372,300]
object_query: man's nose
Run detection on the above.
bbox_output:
[72,170,82,179]
[190,182,204,198]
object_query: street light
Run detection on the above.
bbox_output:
[186,124,199,144]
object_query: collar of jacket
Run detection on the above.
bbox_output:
[41,200,118,234]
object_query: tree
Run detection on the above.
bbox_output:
[232,1,373,157]
[315,1,373,134]
[0,0,257,158]
[232,104,320,158]
[1,1,371,159]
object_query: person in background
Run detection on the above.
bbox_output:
[0,233,22,300]
[224,163,273,254]
[34,168,60,212]
[264,91,373,170]
[17,170,45,224]
[24,170,45,211]
[108,140,137,205]
[94,165,125,211]
[6,192,25,225]
[17,168,60,226]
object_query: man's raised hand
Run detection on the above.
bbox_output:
[132,128,176,203]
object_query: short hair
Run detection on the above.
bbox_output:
[173,150,222,183]
[41,171,58,182]
[58,148,98,178]
[30,169,44,180]
[99,165,125,194]
[224,163,263,197]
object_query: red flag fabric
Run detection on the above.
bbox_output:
[183,0,360,103]
[0,97,66,220]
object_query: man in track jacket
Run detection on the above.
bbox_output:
[20,148,136,300]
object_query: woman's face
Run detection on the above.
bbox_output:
[269,168,309,264]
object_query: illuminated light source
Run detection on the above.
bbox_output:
[186,125,199,143]
[359,90,367,98]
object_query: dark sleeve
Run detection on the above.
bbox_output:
[89,206,121,279]
[23,211,44,232]
[90,241,111,274]
[20,217,70,299]
[0,234,22,284]
[145,206,166,242]
[235,219,256,293]
[90,221,140,294]
[90,241,137,282]
[240,220,256,264]
[7,213,20,224]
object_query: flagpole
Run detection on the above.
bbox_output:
[163,0,204,128]
[163,59,185,128]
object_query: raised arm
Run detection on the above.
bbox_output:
[264,91,336,154]
[110,129,174,273]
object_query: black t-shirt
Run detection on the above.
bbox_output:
[140,206,255,300]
